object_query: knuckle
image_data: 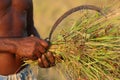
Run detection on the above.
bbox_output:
[38,47,46,53]
[40,39,49,48]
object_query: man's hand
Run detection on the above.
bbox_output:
[16,36,46,58]
[16,36,55,68]
[38,52,55,68]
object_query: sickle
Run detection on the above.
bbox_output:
[45,5,106,44]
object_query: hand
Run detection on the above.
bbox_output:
[38,52,55,68]
[15,36,48,59]
[15,36,55,68]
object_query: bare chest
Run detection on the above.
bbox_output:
[0,0,30,11]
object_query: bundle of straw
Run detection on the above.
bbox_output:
[49,9,120,80]
[25,4,120,80]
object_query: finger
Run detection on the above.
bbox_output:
[33,49,42,58]
[46,52,55,66]
[25,53,37,60]
[41,55,50,68]
[38,58,44,68]
[39,39,49,49]
[34,51,42,58]
[37,45,46,54]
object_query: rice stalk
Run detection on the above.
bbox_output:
[49,9,120,80]
[24,4,120,80]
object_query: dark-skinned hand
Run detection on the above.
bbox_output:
[15,36,55,68]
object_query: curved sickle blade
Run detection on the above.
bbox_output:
[46,5,106,42]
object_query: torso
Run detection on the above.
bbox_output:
[0,0,31,75]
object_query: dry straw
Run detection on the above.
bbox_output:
[49,8,120,80]
[25,4,120,80]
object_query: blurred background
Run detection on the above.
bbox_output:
[32,0,120,80]
[33,0,118,38]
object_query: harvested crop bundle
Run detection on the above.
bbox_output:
[25,5,120,80]
[49,6,120,80]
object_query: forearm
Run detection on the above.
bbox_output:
[0,38,17,53]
